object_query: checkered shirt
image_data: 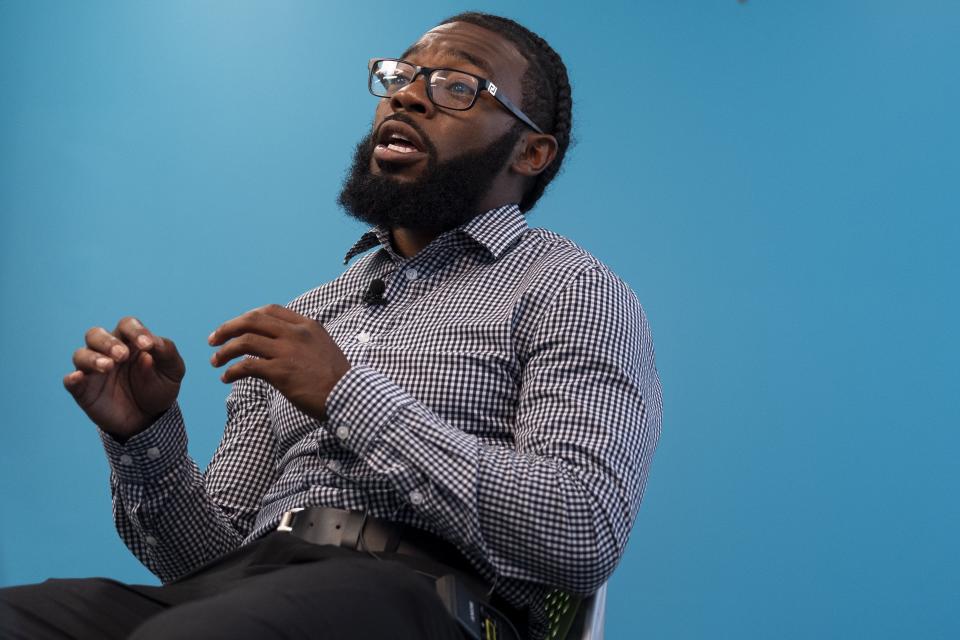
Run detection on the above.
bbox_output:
[100,204,662,639]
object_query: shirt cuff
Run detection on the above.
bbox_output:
[99,403,189,484]
[324,365,411,455]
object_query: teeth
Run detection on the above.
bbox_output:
[377,127,420,153]
[388,136,415,147]
[386,143,416,153]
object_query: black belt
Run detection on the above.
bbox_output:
[277,507,478,584]
[277,507,524,639]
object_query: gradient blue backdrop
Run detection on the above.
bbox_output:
[1,2,957,638]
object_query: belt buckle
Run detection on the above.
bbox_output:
[277,507,305,532]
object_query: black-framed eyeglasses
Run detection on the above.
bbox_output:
[368,58,544,134]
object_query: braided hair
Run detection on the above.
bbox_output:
[439,12,573,213]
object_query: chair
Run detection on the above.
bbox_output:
[544,582,607,639]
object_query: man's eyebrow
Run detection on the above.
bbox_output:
[400,43,494,76]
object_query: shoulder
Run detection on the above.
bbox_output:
[505,227,653,357]
[515,226,602,268]
[511,226,641,310]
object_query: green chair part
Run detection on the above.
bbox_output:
[544,582,607,640]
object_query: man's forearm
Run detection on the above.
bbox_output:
[323,363,656,595]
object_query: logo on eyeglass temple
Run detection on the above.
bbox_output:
[488,83,498,96]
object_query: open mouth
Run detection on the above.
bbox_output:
[380,134,420,154]
[373,121,428,167]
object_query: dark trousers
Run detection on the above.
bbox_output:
[0,532,467,640]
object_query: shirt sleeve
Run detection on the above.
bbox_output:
[323,266,662,595]
[99,375,278,583]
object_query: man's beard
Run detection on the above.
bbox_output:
[338,115,522,232]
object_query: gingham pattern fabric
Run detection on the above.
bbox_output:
[100,204,662,640]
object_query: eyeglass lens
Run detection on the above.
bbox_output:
[370,60,480,110]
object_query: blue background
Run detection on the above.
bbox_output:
[1,1,957,638]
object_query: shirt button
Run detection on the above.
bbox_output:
[144,535,158,546]
[146,447,161,459]
[335,426,350,441]
[356,332,371,344]
[119,454,133,466]
[409,490,425,506]
[327,460,342,472]
[404,268,419,281]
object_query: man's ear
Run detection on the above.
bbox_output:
[511,133,558,177]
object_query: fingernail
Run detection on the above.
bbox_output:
[207,331,216,344]
[137,335,152,349]
[111,345,128,360]
[96,357,112,371]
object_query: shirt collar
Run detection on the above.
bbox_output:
[342,204,528,265]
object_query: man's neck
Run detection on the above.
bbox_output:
[389,193,520,257]
[390,226,440,258]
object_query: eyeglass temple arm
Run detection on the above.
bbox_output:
[485,81,545,134]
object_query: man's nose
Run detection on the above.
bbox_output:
[389,76,436,117]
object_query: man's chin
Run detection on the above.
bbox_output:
[371,158,428,183]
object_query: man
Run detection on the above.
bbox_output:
[1,12,661,640]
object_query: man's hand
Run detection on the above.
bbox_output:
[208,304,350,421]
[64,317,186,440]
